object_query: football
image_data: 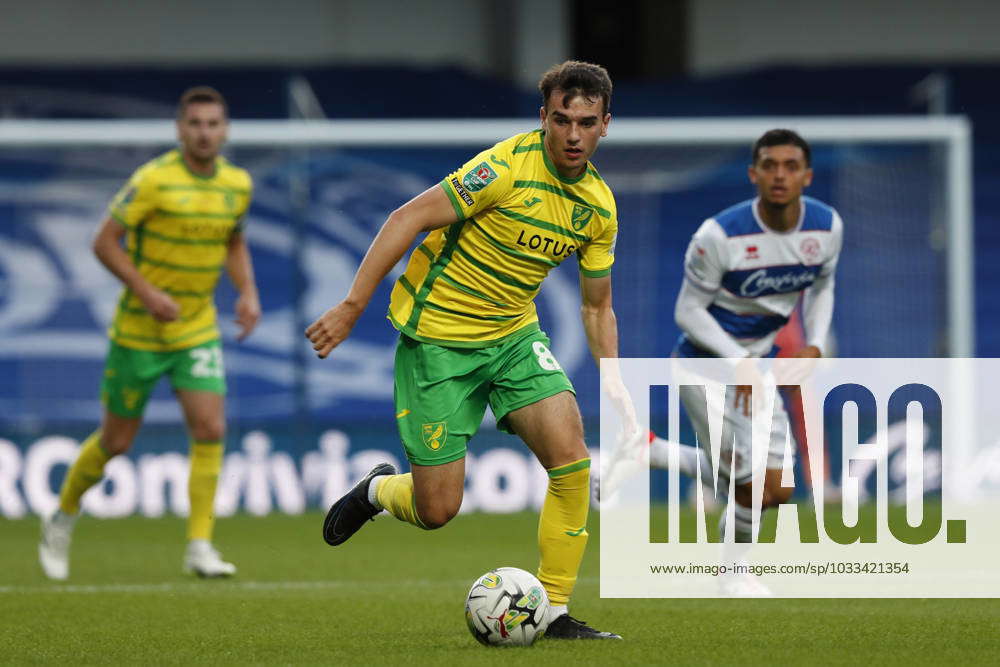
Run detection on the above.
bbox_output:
[464,567,550,646]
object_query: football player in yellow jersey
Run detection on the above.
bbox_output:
[39,87,260,580]
[310,62,633,639]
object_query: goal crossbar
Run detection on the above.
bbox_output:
[0,116,970,146]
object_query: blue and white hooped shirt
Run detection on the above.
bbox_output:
[677,196,843,358]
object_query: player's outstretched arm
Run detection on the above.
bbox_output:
[580,274,637,430]
[305,185,459,359]
[226,231,261,341]
[92,216,179,322]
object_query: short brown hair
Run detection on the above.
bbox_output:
[538,61,612,115]
[177,86,228,119]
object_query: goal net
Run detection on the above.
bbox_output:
[0,117,973,427]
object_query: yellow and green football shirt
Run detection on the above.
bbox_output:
[107,149,252,352]
[388,129,618,347]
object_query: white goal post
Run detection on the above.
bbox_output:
[0,116,973,357]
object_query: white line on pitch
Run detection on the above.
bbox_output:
[0,575,599,596]
[0,579,457,595]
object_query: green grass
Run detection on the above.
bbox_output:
[3,512,998,664]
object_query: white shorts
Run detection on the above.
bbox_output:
[679,379,791,487]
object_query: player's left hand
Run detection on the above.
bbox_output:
[234,291,261,341]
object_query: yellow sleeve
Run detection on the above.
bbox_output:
[439,144,514,221]
[108,167,158,229]
[235,174,253,233]
[578,215,617,277]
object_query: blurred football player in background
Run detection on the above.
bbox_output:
[604,129,841,595]
[39,87,260,580]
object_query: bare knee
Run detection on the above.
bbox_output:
[99,418,140,456]
[734,481,794,509]
[410,458,465,529]
[763,484,794,508]
[505,391,588,469]
[189,416,225,443]
[554,437,589,469]
[100,432,133,456]
[416,496,462,530]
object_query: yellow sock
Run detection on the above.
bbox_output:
[188,441,223,541]
[58,430,112,515]
[537,458,591,606]
[375,473,428,529]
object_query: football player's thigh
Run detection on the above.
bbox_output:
[488,331,581,468]
[503,391,586,469]
[394,337,490,519]
[680,383,748,484]
[99,342,163,452]
[679,384,732,457]
[175,390,225,441]
[169,341,226,439]
[393,336,490,469]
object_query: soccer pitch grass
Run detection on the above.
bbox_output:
[3,512,998,665]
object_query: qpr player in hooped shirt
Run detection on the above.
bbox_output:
[661,129,840,595]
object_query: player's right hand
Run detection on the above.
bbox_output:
[140,286,181,322]
[305,301,363,359]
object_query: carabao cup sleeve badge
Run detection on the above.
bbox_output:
[462,162,498,192]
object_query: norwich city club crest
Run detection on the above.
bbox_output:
[462,162,498,192]
[571,203,594,231]
[422,422,447,450]
[122,387,142,411]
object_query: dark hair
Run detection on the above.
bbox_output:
[752,129,811,165]
[538,60,612,115]
[177,86,228,119]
